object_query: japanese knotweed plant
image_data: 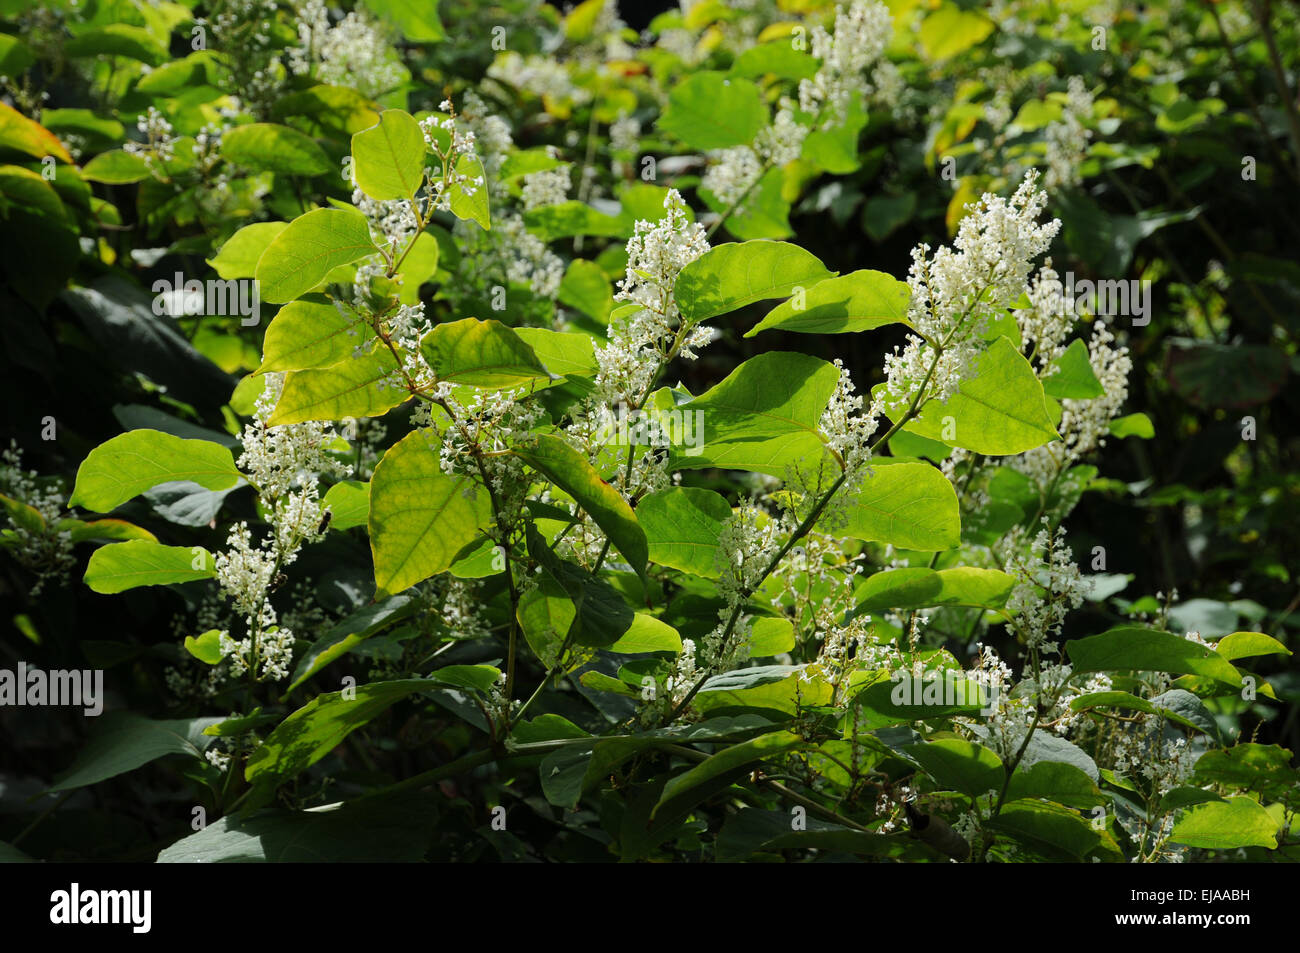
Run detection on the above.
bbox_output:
[10,0,1288,864]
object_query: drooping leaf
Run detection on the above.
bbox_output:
[71,429,241,512]
[1065,626,1244,685]
[266,347,405,424]
[638,486,732,578]
[50,714,221,792]
[351,109,427,201]
[84,541,215,593]
[746,270,910,337]
[658,71,766,150]
[896,337,1059,455]
[369,432,493,598]
[675,240,835,324]
[672,351,840,479]
[259,295,374,373]
[835,461,961,552]
[222,122,332,177]
[421,317,552,388]
[1169,797,1279,850]
[255,207,377,304]
[515,434,647,578]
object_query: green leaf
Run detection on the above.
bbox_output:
[638,486,732,578]
[259,295,373,373]
[71,429,241,512]
[835,461,961,551]
[1108,412,1154,439]
[84,541,215,593]
[853,566,1015,615]
[514,434,648,578]
[1042,338,1106,399]
[898,337,1059,455]
[1193,744,1295,789]
[208,222,289,280]
[746,269,910,337]
[653,730,803,819]
[157,791,439,862]
[675,240,835,324]
[286,596,415,694]
[863,192,917,242]
[1215,630,1291,662]
[1170,797,1279,850]
[1065,626,1244,685]
[557,259,613,323]
[351,109,426,201]
[448,153,490,229]
[1006,761,1106,809]
[672,351,841,478]
[512,327,598,378]
[524,201,622,241]
[749,616,795,656]
[80,149,150,184]
[658,71,766,150]
[369,432,493,598]
[523,524,636,649]
[0,103,72,163]
[990,799,1122,861]
[607,614,683,654]
[266,348,405,425]
[245,679,438,788]
[729,42,817,81]
[64,24,166,65]
[919,4,994,61]
[222,123,331,177]
[420,317,552,388]
[695,665,834,716]
[365,0,446,42]
[50,713,220,792]
[321,480,370,530]
[255,207,377,304]
[184,629,224,665]
[904,738,1004,799]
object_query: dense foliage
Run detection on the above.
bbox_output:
[1,0,1298,864]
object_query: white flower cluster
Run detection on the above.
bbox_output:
[290,0,405,99]
[1043,77,1095,190]
[798,0,894,127]
[488,52,592,106]
[123,107,177,175]
[701,145,764,207]
[664,638,700,707]
[1111,714,1197,797]
[210,374,348,683]
[704,502,789,669]
[352,188,419,254]
[1015,260,1076,374]
[0,441,74,596]
[819,358,883,488]
[1000,521,1086,655]
[419,385,539,539]
[521,163,571,211]
[594,190,711,403]
[880,171,1061,414]
[610,115,641,155]
[420,103,486,213]
[495,211,566,298]
[203,0,284,114]
[1009,318,1131,487]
